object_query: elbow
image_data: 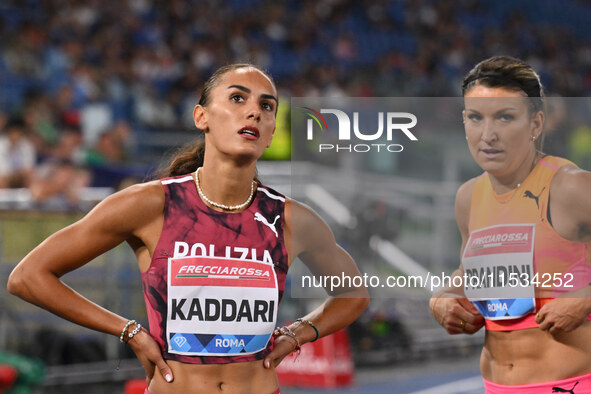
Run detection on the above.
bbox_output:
[7,267,28,298]
[349,295,370,325]
[351,290,370,317]
[353,286,370,313]
[359,294,370,313]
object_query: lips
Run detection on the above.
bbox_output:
[481,148,502,154]
[239,126,260,139]
[480,147,503,159]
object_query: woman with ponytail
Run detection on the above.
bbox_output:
[8,64,369,393]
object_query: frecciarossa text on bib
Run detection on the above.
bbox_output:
[167,255,278,356]
[463,224,536,320]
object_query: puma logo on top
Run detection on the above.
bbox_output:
[523,186,546,209]
[254,212,280,238]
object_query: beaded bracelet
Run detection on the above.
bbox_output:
[119,320,136,343]
[274,326,301,356]
[295,318,320,342]
[127,323,142,343]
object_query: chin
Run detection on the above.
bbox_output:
[475,158,506,174]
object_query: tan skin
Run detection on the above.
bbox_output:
[7,68,369,393]
[430,85,591,385]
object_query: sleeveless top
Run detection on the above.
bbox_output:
[463,156,591,331]
[141,173,289,363]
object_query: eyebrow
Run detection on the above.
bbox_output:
[227,85,278,103]
[465,106,520,113]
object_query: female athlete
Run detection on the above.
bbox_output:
[430,56,591,393]
[8,64,369,394]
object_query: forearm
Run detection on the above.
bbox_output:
[8,266,127,338]
[289,295,369,344]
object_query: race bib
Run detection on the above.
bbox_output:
[462,224,536,320]
[166,256,278,356]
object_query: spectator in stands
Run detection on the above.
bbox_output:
[85,122,131,166]
[0,116,36,189]
[29,160,90,205]
[29,125,90,204]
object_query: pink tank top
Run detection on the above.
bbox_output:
[141,173,288,363]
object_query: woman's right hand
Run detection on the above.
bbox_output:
[127,329,174,385]
[430,297,484,334]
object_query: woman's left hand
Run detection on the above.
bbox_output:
[536,293,591,334]
[127,328,174,384]
[262,334,298,369]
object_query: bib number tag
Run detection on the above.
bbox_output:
[462,224,536,320]
[166,256,278,356]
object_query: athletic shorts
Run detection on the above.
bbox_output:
[483,372,591,393]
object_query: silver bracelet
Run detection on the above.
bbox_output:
[274,326,301,352]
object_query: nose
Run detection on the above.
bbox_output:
[246,103,261,122]
[480,119,497,144]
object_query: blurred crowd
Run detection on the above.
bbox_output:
[1,0,591,204]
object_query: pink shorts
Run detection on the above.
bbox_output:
[483,372,591,393]
[145,388,281,394]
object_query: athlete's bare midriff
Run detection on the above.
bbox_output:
[147,359,280,394]
[481,320,591,385]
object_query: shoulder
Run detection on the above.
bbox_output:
[81,180,165,233]
[285,198,327,231]
[285,198,336,256]
[104,180,164,211]
[551,162,586,192]
[549,163,591,241]
[550,163,591,208]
